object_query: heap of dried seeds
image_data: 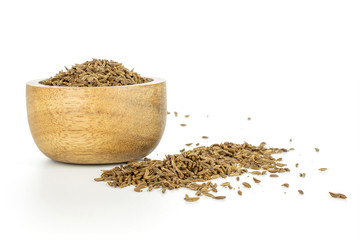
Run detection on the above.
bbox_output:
[39,59,153,87]
[95,142,291,200]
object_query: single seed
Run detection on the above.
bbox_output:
[180,124,186,127]
[253,177,261,183]
[329,192,347,199]
[236,177,240,181]
[270,174,279,178]
[184,194,200,202]
[212,196,226,200]
[319,168,328,171]
[315,148,320,152]
[247,117,251,120]
[203,192,214,198]
[184,115,190,118]
[174,112,178,117]
[289,148,295,150]
[242,182,251,188]
[281,183,289,188]
[167,111,170,114]
[299,173,306,178]
[290,138,292,142]
[237,190,242,196]
[298,190,304,195]
[295,163,299,168]
[202,136,209,139]
[185,143,193,146]
[196,143,200,146]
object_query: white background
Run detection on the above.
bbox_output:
[0,0,359,239]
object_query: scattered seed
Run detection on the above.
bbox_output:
[329,192,347,199]
[220,182,233,189]
[184,194,200,202]
[184,115,190,118]
[242,182,251,188]
[237,190,242,196]
[281,183,289,188]
[315,148,320,152]
[298,190,304,195]
[236,177,240,181]
[253,177,261,183]
[270,174,279,178]
[180,124,187,127]
[167,111,170,114]
[185,143,193,146]
[289,148,295,150]
[299,173,306,178]
[202,136,209,139]
[174,112,178,117]
[295,163,299,168]
[247,117,251,120]
[203,192,215,198]
[196,143,200,146]
[319,168,328,171]
[212,196,226,200]
[290,138,292,142]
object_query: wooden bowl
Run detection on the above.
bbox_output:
[26,78,166,164]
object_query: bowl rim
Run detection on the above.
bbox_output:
[26,77,165,88]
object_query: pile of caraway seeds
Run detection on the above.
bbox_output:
[95,119,347,202]
[39,59,152,87]
[95,141,346,201]
[95,142,291,200]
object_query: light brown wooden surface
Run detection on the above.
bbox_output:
[26,78,166,164]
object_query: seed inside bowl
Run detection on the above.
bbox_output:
[39,59,153,87]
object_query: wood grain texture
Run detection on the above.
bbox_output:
[26,78,166,164]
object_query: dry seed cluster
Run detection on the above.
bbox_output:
[95,142,291,199]
[39,59,152,87]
